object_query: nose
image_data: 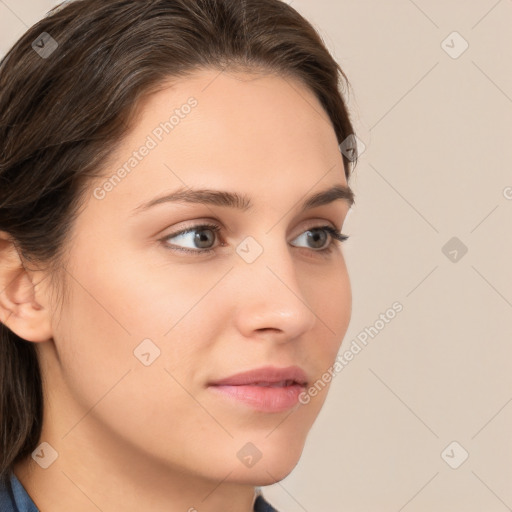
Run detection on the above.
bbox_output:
[232,238,320,343]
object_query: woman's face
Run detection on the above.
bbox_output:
[37,68,353,486]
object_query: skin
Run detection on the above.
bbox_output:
[0,68,353,512]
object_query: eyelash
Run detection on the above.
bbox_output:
[159,222,349,256]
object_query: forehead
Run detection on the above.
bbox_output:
[89,68,348,215]
[128,68,338,155]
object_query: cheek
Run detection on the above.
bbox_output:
[54,244,223,395]
[52,257,224,459]
[306,257,352,353]
[64,238,215,336]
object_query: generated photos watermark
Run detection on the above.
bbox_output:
[299,301,404,404]
[93,97,198,200]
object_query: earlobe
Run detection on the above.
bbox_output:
[0,231,53,343]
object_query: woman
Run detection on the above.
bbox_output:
[0,0,358,510]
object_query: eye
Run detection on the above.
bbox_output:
[159,223,349,256]
[160,223,221,254]
[290,226,349,252]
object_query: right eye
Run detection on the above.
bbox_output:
[159,223,222,255]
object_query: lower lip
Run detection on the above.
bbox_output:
[208,383,305,412]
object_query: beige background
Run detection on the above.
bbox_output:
[1,1,511,511]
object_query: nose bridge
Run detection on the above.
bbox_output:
[232,232,317,337]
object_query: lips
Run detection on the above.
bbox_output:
[208,365,308,413]
[209,365,308,387]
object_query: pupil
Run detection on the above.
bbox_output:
[196,229,214,248]
[308,229,326,248]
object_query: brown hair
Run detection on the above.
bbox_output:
[0,0,357,485]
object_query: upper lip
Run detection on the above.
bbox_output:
[209,365,308,387]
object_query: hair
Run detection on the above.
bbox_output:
[0,0,358,486]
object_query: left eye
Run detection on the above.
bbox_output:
[160,223,349,255]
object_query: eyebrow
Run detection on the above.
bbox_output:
[131,183,355,215]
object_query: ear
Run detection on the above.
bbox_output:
[0,231,53,342]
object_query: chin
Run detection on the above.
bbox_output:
[225,439,305,485]
[229,462,299,486]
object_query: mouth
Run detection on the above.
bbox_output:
[207,366,308,413]
[249,380,302,387]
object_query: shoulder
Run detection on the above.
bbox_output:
[0,474,17,512]
[0,471,39,512]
